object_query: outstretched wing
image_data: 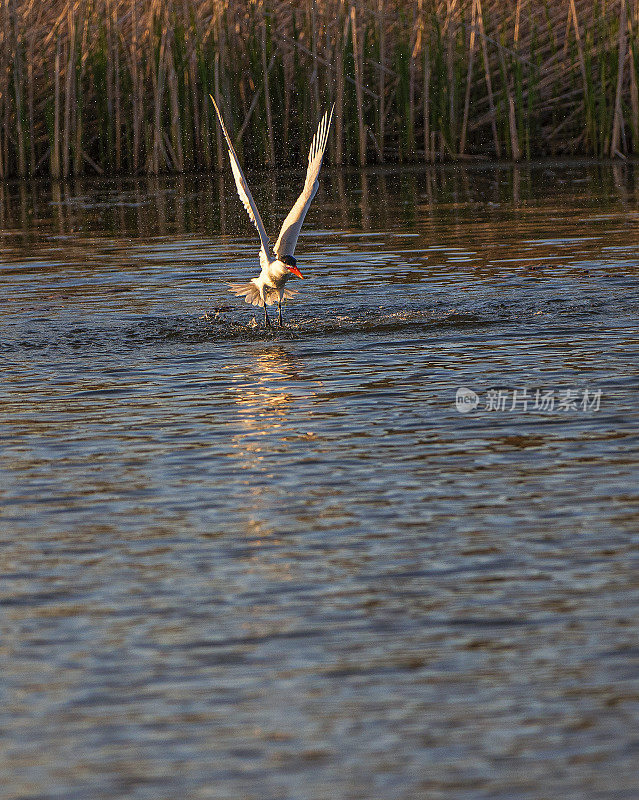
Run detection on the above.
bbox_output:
[274,105,334,258]
[210,95,271,256]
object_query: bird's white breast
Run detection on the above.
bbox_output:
[265,260,289,287]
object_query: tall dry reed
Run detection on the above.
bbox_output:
[0,0,637,179]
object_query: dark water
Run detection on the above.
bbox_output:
[1,163,638,799]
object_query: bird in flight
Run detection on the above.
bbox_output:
[210,95,334,327]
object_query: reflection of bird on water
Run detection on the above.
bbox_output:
[210,95,334,328]
[235,345,310,411]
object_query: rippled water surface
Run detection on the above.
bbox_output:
[1,164,638,799]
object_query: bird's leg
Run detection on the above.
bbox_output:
[263,302,270,327]
[278,298,283,327]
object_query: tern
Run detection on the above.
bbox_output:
[210,95,334,327]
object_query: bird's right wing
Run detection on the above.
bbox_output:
[210,95,271,257]
[274,105,334,258]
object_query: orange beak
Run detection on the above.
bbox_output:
[287,265,304,279]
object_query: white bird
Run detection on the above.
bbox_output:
[210,95,334,327]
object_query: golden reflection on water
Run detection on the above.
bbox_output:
[226,344,320,546]
[230,345,312,430]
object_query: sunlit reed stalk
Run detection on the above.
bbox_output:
[52,35,61,180]
[334,1,347,166]
[628,4,639,151]
[477,0,500,158]
[377,0,385,159]
[11,0,26,177]
[610,0,627,156]
[446,0,456,147]
[113,0,122,172]
[260,5,275,166]
[497,25,520,161]
[309,0,320,119]
[166,26,184,171]
[62,2,74,179]
[460,0,477,154]
[350,4,366,166]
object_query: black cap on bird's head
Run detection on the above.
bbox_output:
[279,253,303,278]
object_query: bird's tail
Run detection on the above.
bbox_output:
[228,281,299,307]
[229,281,263,306]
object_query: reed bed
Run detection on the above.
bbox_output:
[1,0,638,179]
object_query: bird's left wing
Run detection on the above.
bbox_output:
[274,105,334,259]
[210,95,271,257]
